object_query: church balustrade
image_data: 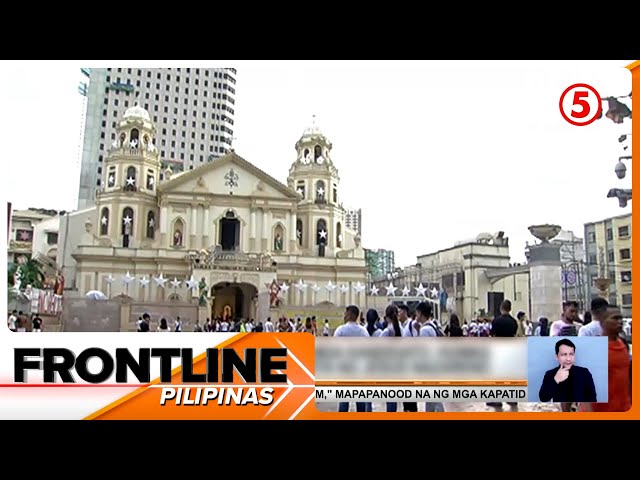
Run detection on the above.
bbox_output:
[186,248,277,272]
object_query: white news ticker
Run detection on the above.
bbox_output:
[314,386,529,403]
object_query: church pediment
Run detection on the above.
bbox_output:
[158,152,299,200]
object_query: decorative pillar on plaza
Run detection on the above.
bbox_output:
[528,224,563,323]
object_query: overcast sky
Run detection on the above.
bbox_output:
[0,60,633,267]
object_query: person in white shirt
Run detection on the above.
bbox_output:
[365,309,383,337]
[334,305,370,413]
[322,319,330,336]
[264,317,274,332]
[579,298,608,337]
[158,318,170,332]
[220,320,229,332]
[7,310,18,332]
[398,305,410,329]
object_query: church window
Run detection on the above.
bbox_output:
[125,166,137,191]
[100,208,109,236]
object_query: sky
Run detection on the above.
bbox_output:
[0,60,633,268]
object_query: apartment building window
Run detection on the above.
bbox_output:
[190,154,194,161]
[622,294,632,306]
[589,254,597,265]
[621,271,632,283]
[46,232,58,245]
[609,271,616,284]
[98,155,103,163]
[172,129,176,136]
[620,248,631,260]
[145,92,150,99]
[607,250,614,262]
[127,68,132,74]
[181,142,185,148]
[104,98,108,105]
[606,228,613,240]
[618,225,630,238]
[180,153,184,160]
[147,72,151,78]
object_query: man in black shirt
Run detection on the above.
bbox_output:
[32,314,43,332]
[488,299,519,410]
[138,313,150,332]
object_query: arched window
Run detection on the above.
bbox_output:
[316,219,327,246]
[146,211,156,239]
[315,180,325,202]
[314,145,322,161]
[119,132,127,146]
[303,148,310,162]
[296,219,303,247]
[219,210,240,251]
[336,222,342,248]
[130,128,139,147]
[173,218,184,247]
[100,207,109,236]
[122,207,134,248]
[125,166,137,191]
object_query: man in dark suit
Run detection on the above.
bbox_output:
[539,338,597,403]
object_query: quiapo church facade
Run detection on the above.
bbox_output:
[69,105,368,324]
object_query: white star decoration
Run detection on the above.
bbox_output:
[325,281,336,292]
[319,229,327,239]
[369,285,379,296]
[138,276,150,288]
[123,216,132,225]
[148,177,154,185]
[401,286,411,296]
[296,230,302,238]
[294,279,307,292]
[430,287,439,298]
[108,175,115,185]
[339,285,349,294]
[148,218,155,227]
[415,283,427,297]
[101,216,108,225]
[386,283,397,296]
[170,277,181,289]
[317,187,325,196]
[154,273,167,288]
[279,282,290,295]
[185,276,198,290]
[338,234,343,242]
[353,282,366,294]
[106,274,114,285]
[123,271,135,284]
[310,284,321,293]
[296,188,304,196]
[126,177,135,186]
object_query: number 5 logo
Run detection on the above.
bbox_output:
[560,84,602,126]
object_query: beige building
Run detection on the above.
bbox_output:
[62,105,368,323]
[584,213,632,317]
[8,208,59,266]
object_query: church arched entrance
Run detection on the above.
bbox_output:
[210,282,258,320]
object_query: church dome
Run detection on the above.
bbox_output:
[123,104,151,122]
[301,125,323,138]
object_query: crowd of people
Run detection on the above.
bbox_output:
[7,310,44,332]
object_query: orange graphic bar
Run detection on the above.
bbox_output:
[315,380,528,387]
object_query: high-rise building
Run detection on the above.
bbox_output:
[365,248,395,279]
[344,208,361,235]
[584,213,632,317]
[77,67,237,209]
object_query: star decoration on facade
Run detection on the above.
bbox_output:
[126,177,135,186]
[401,286,411,296]
[296,188,304,196]
[317,187,325,196]
[106,274,114,285]
[338,234,343,242]
[130,139,138,148]
[123,216,132,225]
[224,168,239,188]
[185,276,198,290]
[415,283,427,297]
[369,285,379,296]
[153,273,167,288]
[296,230,302,238]
[148,218,155,227]
[339,284,349,294]
[319,229,327,239]
[170,277,181,289]
[108,175,115,185]
[123,271,135,284]
[18,231,31,241]
[386,283,397,296]
[138,276,150,288]
[325,281,336,292]
[294,279,307,292]
[279,282,290,294]
[353,282,366,294]
[310,284,321,293]
[101,216,108,225]
[148,177,154,185]
[430,287,439,299]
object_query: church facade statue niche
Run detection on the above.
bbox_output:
[198,277,208,306]
[146,211,155,239]
[122,207,134,248]
[274,233,283,252]
[173,228,183,247]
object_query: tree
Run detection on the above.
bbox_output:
[8,258,45,290]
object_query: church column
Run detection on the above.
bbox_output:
[202,205,210,247]
[250,210,257,251]
[289,211,297,252]
[190,205,198,249]
[261,209,269,252]
[160,205,168,246]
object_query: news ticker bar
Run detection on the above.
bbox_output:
[314,386,529,402]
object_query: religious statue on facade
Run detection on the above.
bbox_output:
[173,229,183,247]
[269,279,280,308]
[198,277,208,306]
[274,233,283,252]
[54,272,65,296]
